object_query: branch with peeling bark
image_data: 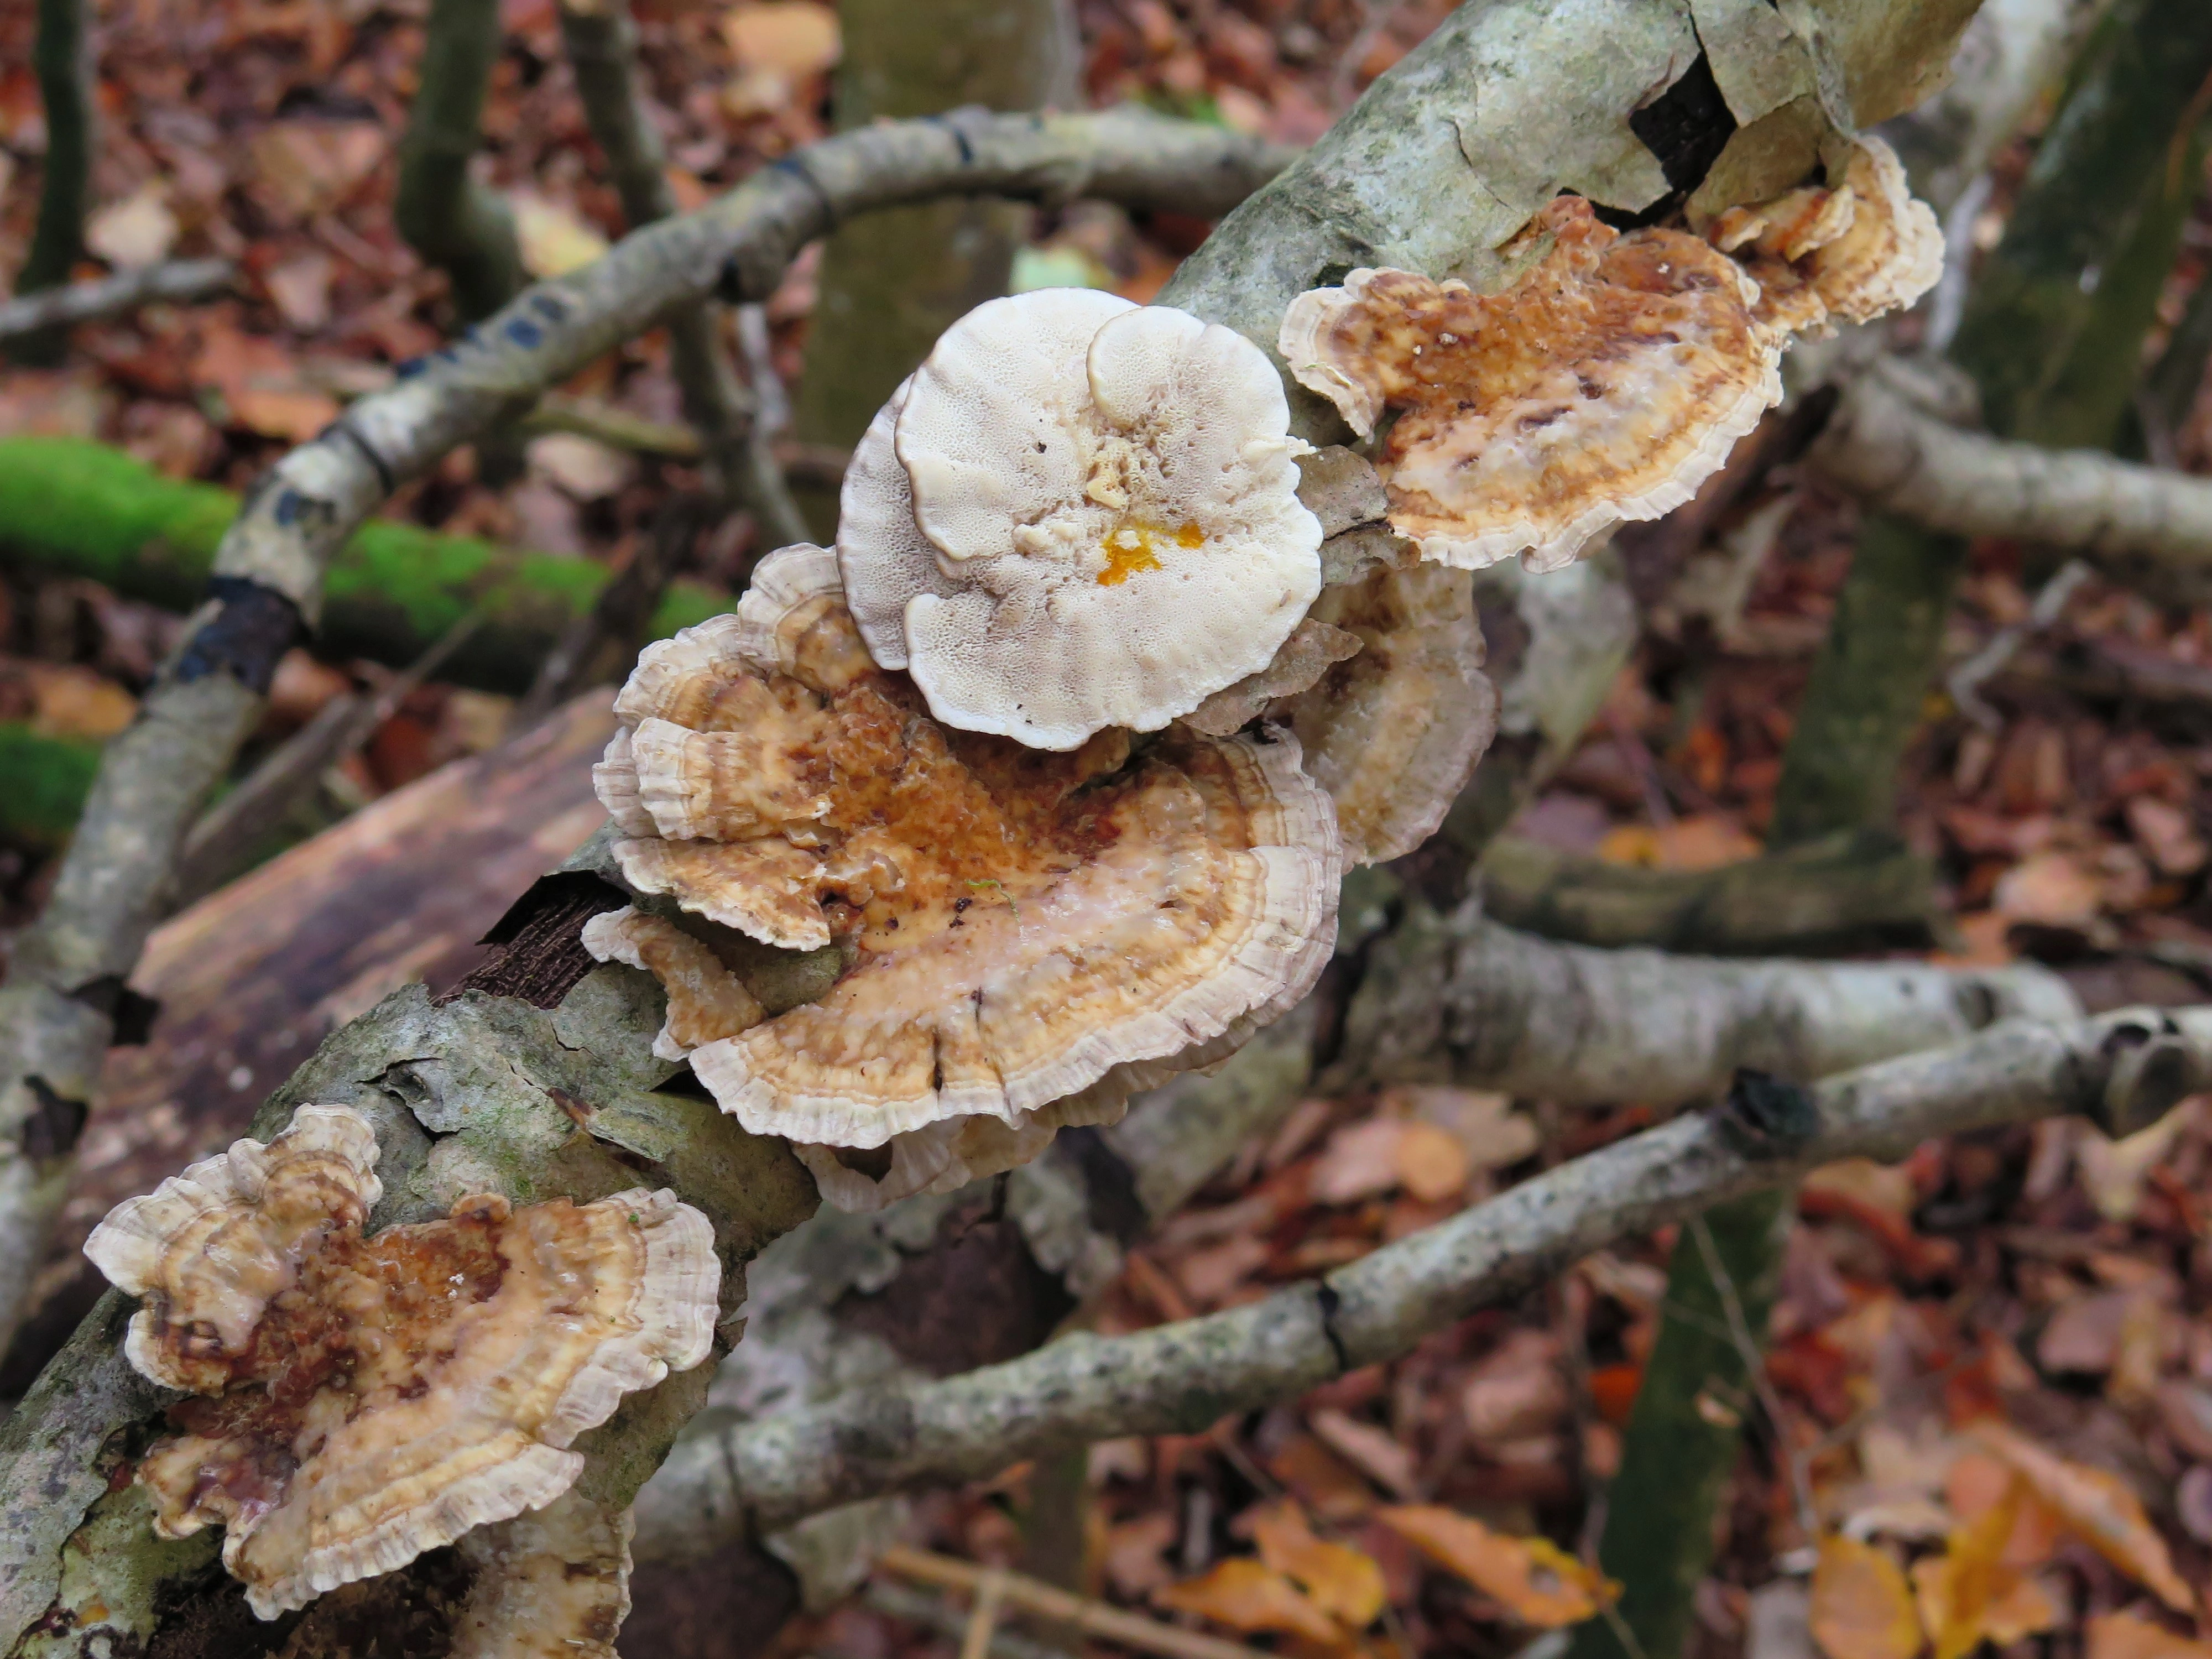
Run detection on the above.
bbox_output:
[636,1005,2207,1550]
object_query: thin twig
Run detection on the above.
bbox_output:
[1687,1214,1820,1551]
[961,1568,1010,1659]
[877,1546,1276,1659]
[171,609,486,907]
[0,259,232,344]
[1946,558,2093,729]
[861,1583,1071,1659]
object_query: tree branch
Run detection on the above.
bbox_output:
[1811,358,2212,601]
[1330,903,2080,1106]
[637,1005,2209,1545]
[0,259,232,345]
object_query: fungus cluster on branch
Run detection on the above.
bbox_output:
[80,134,1947,1629]
[1278,135,1943,573]
[81,1105,716,1645]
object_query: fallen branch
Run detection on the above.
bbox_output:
[1329,902,2080,1105]
[0,258,232,344]
[1811,358,2212,600]
[641,1006,2209,1541]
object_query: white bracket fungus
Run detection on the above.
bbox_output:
[835,289,1323,751]
[588,546,1343,1206]
[1277,140,1941,576]
[82,1105,718,1619]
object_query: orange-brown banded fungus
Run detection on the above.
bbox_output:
[82,1105,717,1619]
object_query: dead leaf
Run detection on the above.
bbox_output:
[513,193,611,279]
[1172,1234,1269,1306]
[1,659,136,741]
[1385,1086,1539,1173]
[264,251,335,332]
[1808,1535,1920,1659]
[2089,1611,2212,1659]
[192,323,340,440]
[1910,1488,2063,1659]
[1311,1120,1408,1206]
[1310,1409,1416,1499]
[2126,797,2207,877]
[1268,1434,1379,1522]
[1394,1121,1472,1202]
[1460,1329,1569,1444]
[1250,1501,1388,1629]
[1992,850,2103,927]
[2075,1101,2200,1224]
[1377,1506,1616,1627]
[1972,1422,2193,1611]
[1155,1558,1343,1644]
[249,121,384,220]
[1103,1511,1178,1600]
[1597,814,1760,872]
[722,2,841,74]
[526,432,636,500]
[2039,1289,2134,1375]
[86,184,178,268]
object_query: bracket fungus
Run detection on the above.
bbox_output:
[1279,197,1783,573]
[834,289,1323,750]
[82,1105,718,1619]
[1278,142,1942,575]
[587,545,1343,1208]
[1709,134,1944,336]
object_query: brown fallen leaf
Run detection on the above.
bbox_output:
[1156,1558,1343,1644]
[1973,1422,2194,1611]
[1310,1409,1417,1499]
[1808,1535,1921,1659]
[1395,1121,1472,1203]
[1103,1511,1178,1601]
[249,121,384,220]
[722,1,841,73]
[1250,1500,1389,1629]
[1460,1329,1569,1444]
[86,182,178,268]
[1311,1120,1408,1205]
[2089,1610,2212,1659]
[1376,1506,1616,1627]
[1992,850,2103,927]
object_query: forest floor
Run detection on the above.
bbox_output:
[5,1,2212,1656]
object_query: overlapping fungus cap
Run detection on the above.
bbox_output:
[1277,561,1497,865]
[588,545,1342,1164]
[1277,196,1783,573]
[82,1105,717,1619]
[1709,134,1944,336]
[835,289,1323,751]
[448,1492,632,1659]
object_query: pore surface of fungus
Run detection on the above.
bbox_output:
[1277,196,1783,573]
[82,1105,717,1619]
[1279,562,1497,865]
[834,288,1322,750]
[592,546,1343,1159]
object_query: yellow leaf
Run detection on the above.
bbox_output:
[1808,1535,1921,1659]
[721,2,840,74]
[1911,1484,2063,1659]
[1156,1559,1343,1644]
[1973,1422,2194,1611]
[1251,1501,1389,1629]
[512,193,611,279]
[1377,1505,1615,1627]
[2089,1611,2212,1659]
